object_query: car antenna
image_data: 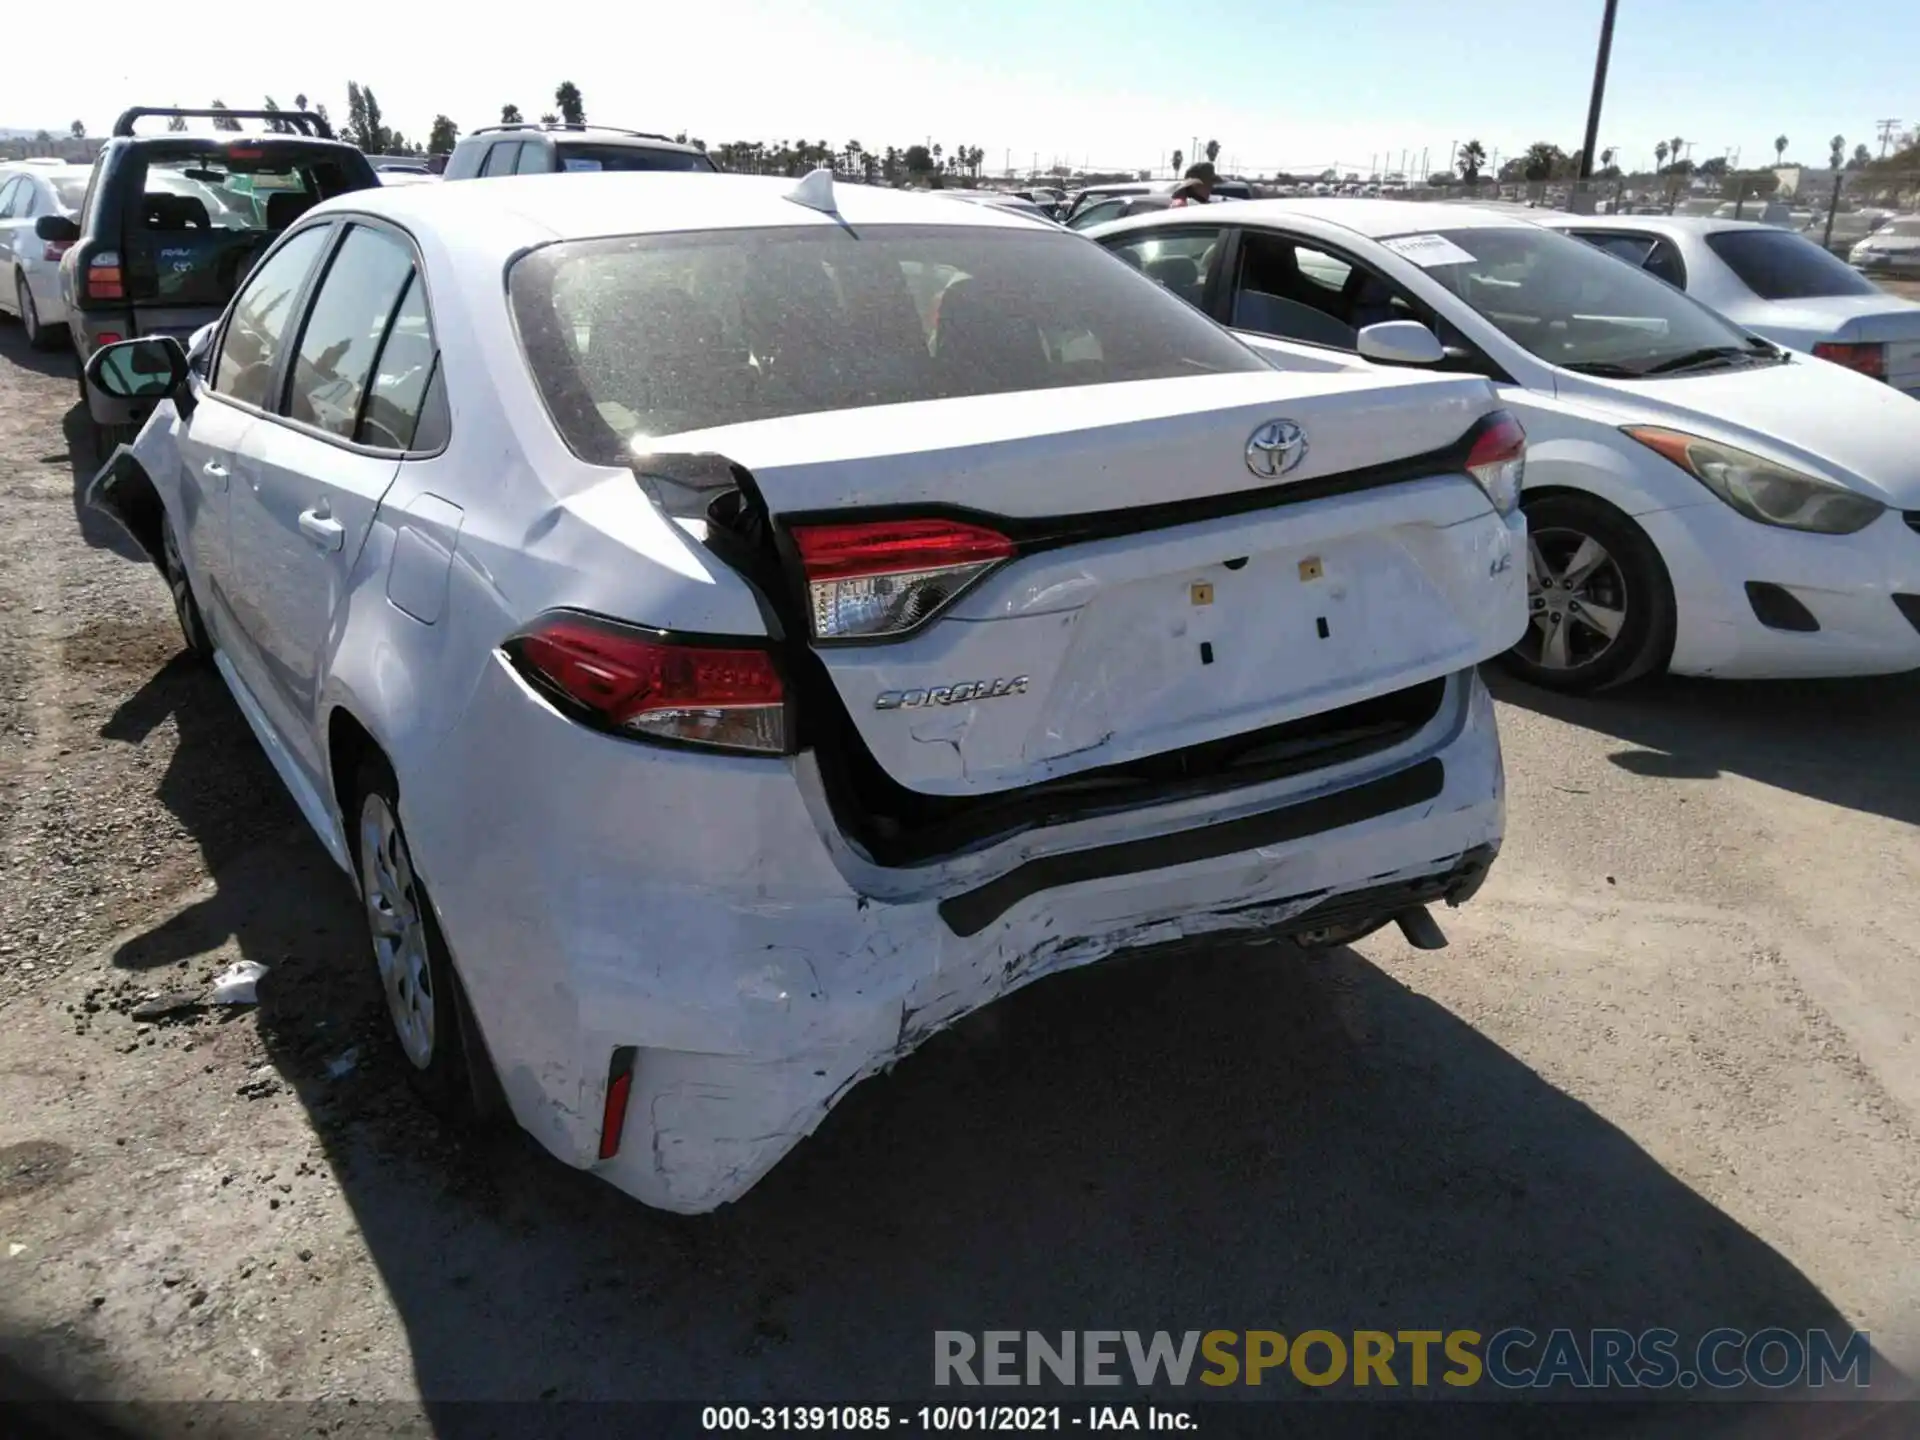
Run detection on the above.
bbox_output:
[784,167,837,215]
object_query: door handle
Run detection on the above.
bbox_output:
[298,506,345,553]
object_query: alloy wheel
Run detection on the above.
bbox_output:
[1521,526,1629,672]
[359,794,436,1070]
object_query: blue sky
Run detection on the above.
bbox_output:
[15,0,1916,176]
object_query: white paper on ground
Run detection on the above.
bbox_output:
[1380,233,1479,268]
[210,960,270,1005]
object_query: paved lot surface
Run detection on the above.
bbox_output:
[1,309,1918,1440]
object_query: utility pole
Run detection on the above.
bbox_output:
[1876,118,1903,158]
[1447,139,1458,178]
[1577,0,1619,181]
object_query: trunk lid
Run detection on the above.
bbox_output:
[662,370,1523,796]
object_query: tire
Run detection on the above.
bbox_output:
[91,421,136,464]
[350,757,471,1116]
[1501,491,1674,694]
[159,513,215,663]
[17,273,60,352]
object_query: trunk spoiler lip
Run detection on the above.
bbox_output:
[630,408,1510,654]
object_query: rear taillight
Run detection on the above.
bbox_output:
[1812,341,1886,380]
[504,614,787,755]
[1464,410,1526,517]
[43,241,72,262]
[792,518,1016,640]
[87,250,123,301]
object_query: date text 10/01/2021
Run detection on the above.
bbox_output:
[701,1407,1191,1431]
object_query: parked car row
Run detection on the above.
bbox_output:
[1087,198,1920,691]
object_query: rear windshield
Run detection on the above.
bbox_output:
[511,223,1264,463]
[1704,228,1880,299]
[556,143,714,173]
[52,175,89,209]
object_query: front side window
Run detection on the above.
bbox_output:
[512,224,1266,463]
[1704,228,1881,299]
[1386,225,1757,376]
[211,224,330,409]
[1104,229,1222,310]
[1230,233,1361,349]
[283,225,416,439]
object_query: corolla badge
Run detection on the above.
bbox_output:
[1245,419,1308,478]
[875,677,1029,710]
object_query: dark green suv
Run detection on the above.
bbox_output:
[42,106,379,451]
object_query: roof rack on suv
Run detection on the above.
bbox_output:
[467,122,677,142]
[111,107,334,139]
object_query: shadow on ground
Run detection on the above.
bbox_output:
[78,663,1904,1440]
[1488,665,1920,828]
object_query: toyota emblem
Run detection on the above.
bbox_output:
[1245,420,1308,479]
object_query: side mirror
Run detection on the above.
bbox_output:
[85,336,191,423]
[1356,320,1445,366]
[35,214,81,245]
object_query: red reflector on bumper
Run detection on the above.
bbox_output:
[598,1047,637,1160]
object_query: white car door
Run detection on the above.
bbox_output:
[176,224,335,655]
[225,219,435,782]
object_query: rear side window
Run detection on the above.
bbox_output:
[555,143,713,173]
[283,225,417,439]
[356,274,441,449]
[510,223,1265,464]
[0,179,23,219]
[211,225,330,409]
[479,142,521,177]
[514,143,549,175]
[1705,228,1879,299]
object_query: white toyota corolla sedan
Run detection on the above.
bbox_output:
[1092,200,1920,689]
[84,172,1526,1212]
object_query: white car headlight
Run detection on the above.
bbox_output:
[1623,426,1886,535]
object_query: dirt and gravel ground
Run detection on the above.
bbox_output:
[2,293,1920,1440]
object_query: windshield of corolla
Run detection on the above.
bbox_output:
[1388,225,1757,375]
[511,224,1266,462]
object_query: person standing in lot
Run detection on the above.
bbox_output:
[1170,161,1218,206]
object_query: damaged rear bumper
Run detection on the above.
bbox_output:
[406,660,1506,1214]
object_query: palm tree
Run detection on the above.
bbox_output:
[1457,138,1487,183]
[1774,134,1789,164]
[1655,141,1670,169]
[1669,135,1685,166]
[1171,147,1185,175]
[1204,139,1220,164]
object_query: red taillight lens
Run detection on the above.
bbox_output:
[1463,410,1526,516]
[43,241,72,262]
[792,518,1017,640]
[1812,341,1886,380]
[505,615,787,754]
[95,332,123,347]
[87,251,123,301]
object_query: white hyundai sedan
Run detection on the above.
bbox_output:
[1092,200,1920,689]
[83,172,1525,1213]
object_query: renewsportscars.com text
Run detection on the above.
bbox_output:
[934,1328,1872,1391]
